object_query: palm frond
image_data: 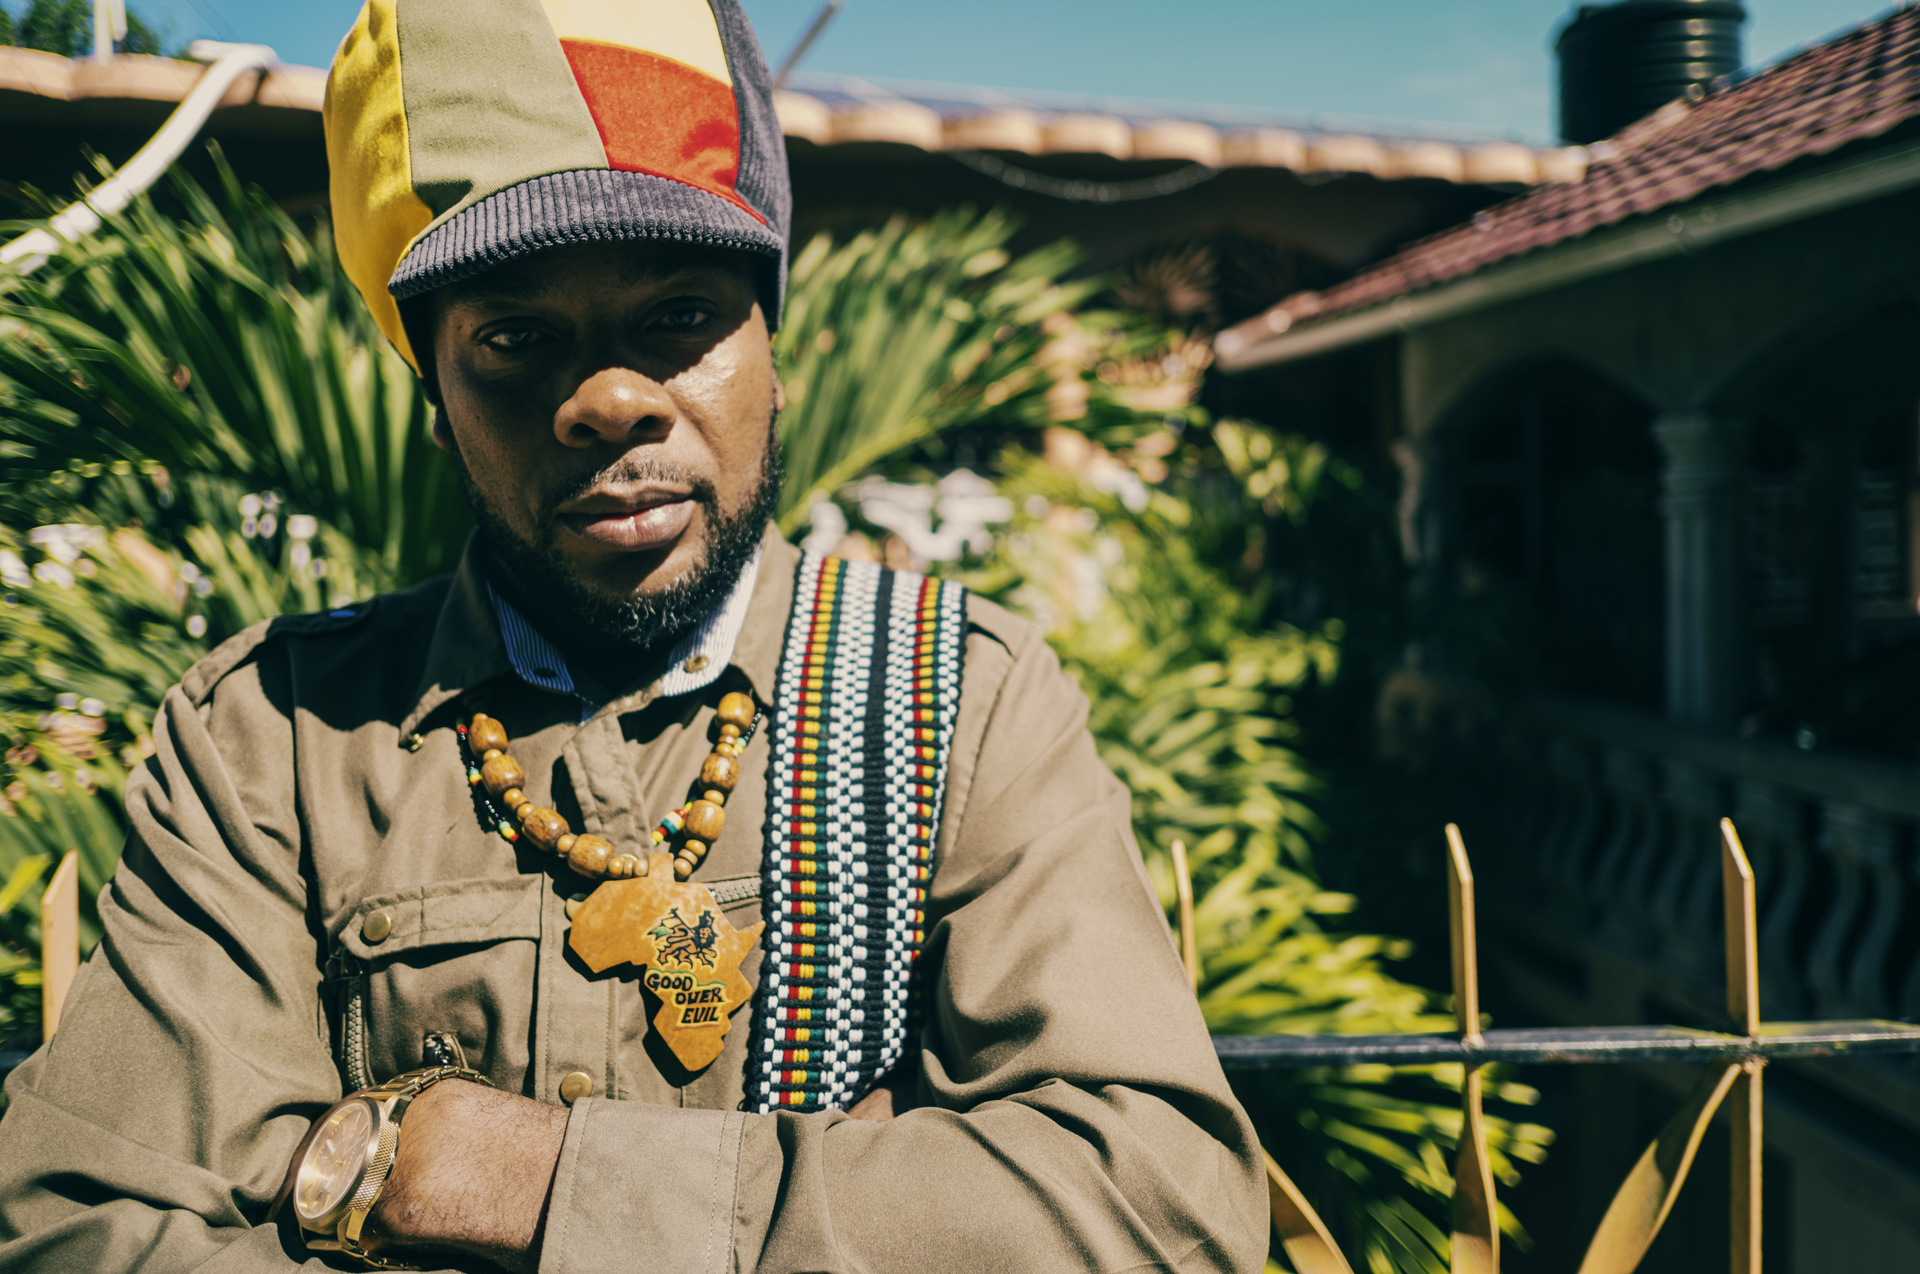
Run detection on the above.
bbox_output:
[772,209,1096,528]
[0,148,463,581]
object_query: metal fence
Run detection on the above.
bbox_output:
[1211,821,1920,1274]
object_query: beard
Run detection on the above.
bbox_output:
[459,419,781,662]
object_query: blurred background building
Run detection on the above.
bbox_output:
[1217,6,1920,1268]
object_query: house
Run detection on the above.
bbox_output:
[1216,8,1920,1268]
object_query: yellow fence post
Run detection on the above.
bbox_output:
[1446,825,1498,1274]
[39,850,80,1041]
[1265,1150,1358,1274]
[1197,813,1801,1273]
[1722,819,1763,1274]
[1577,1062,1742,1274]
[1576,816,1767,1274]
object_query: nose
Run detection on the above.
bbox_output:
[553,366,675,449]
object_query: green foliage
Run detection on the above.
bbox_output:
[771,209,1096,528]
[1,0,168,56]
[0,151,463,583]
[0,506,393,1051]
[0,158,427,1046]
[0,510,387,762]
[967,427,1550,1273]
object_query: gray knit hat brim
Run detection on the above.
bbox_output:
[388,168,789,325]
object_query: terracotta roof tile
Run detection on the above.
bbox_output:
[774,73,1585,187]
[1227,7,1920,340]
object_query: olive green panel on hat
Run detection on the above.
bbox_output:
[326,0,609,370]
[394,0,607,219]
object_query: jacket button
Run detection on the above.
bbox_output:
[361,910,393,943]
[558,1071,595,1104]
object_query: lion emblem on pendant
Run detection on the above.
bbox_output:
[648,906,720,968]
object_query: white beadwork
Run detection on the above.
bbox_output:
[748,554,965,1113]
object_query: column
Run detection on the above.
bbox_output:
[1655,411,1745,727]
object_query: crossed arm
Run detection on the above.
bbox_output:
[352,1063,906,1270]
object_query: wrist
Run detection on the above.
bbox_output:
[369,1079,569,1272]
[279,1065,492,1270]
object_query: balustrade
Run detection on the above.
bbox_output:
[1491,695,1920,1034]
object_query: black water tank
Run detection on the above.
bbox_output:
[1557,0,1746,143]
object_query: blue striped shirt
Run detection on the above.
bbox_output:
[487,546,762,719]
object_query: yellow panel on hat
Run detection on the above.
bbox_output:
[325,0,435,371]
[538,0,733,84]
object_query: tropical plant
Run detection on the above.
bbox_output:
[800,288,1557,1271]
[770,208,1096,529]
[0,506,385,762]
[0,153,463,583]
[0,157,447,1053]
[962,426,1552,1274]
[0,506,385,1045]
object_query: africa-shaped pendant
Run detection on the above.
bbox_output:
[568,851,764,1072]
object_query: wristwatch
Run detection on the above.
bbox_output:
[283,1064,490,1270]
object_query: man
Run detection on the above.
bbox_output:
[0,2,1267,1270]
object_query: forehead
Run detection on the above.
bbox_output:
[438,240,757,309]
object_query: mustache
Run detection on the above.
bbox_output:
[540,456,720,512]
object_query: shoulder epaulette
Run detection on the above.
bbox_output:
[180,601,384,705]
[268,601,379,638]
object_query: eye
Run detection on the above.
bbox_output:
[653,302,715,335]
[479,325,549,353]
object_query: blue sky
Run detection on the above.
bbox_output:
[130,0,1889,142]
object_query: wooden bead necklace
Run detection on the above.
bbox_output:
[456,690,762,883]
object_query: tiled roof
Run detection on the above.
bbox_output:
[0,48,1586,190]
[0,47,323,112]
[0,48,1584,190]
[1218,6,1920,353]
[775,74,1587,187]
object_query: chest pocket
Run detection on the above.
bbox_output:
[330,876,543,1091]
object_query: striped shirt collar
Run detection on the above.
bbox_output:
[487,544,762,717]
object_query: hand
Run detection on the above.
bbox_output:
[363,1079,568,1274]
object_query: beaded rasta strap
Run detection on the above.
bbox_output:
[742,552,968,1113]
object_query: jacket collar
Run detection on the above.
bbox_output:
[399,541,512,740]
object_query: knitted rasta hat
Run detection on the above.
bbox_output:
[324,0,792,374]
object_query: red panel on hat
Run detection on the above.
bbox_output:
[558,38,765,225]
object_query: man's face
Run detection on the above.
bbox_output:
[431,240,781,647]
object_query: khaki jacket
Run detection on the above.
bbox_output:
[0,527,1266,1273]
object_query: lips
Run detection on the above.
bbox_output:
[557,489,697,552]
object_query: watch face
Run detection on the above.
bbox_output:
[293,1098,378,1227]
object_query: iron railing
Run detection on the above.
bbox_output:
[1192,820,1920,1274]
